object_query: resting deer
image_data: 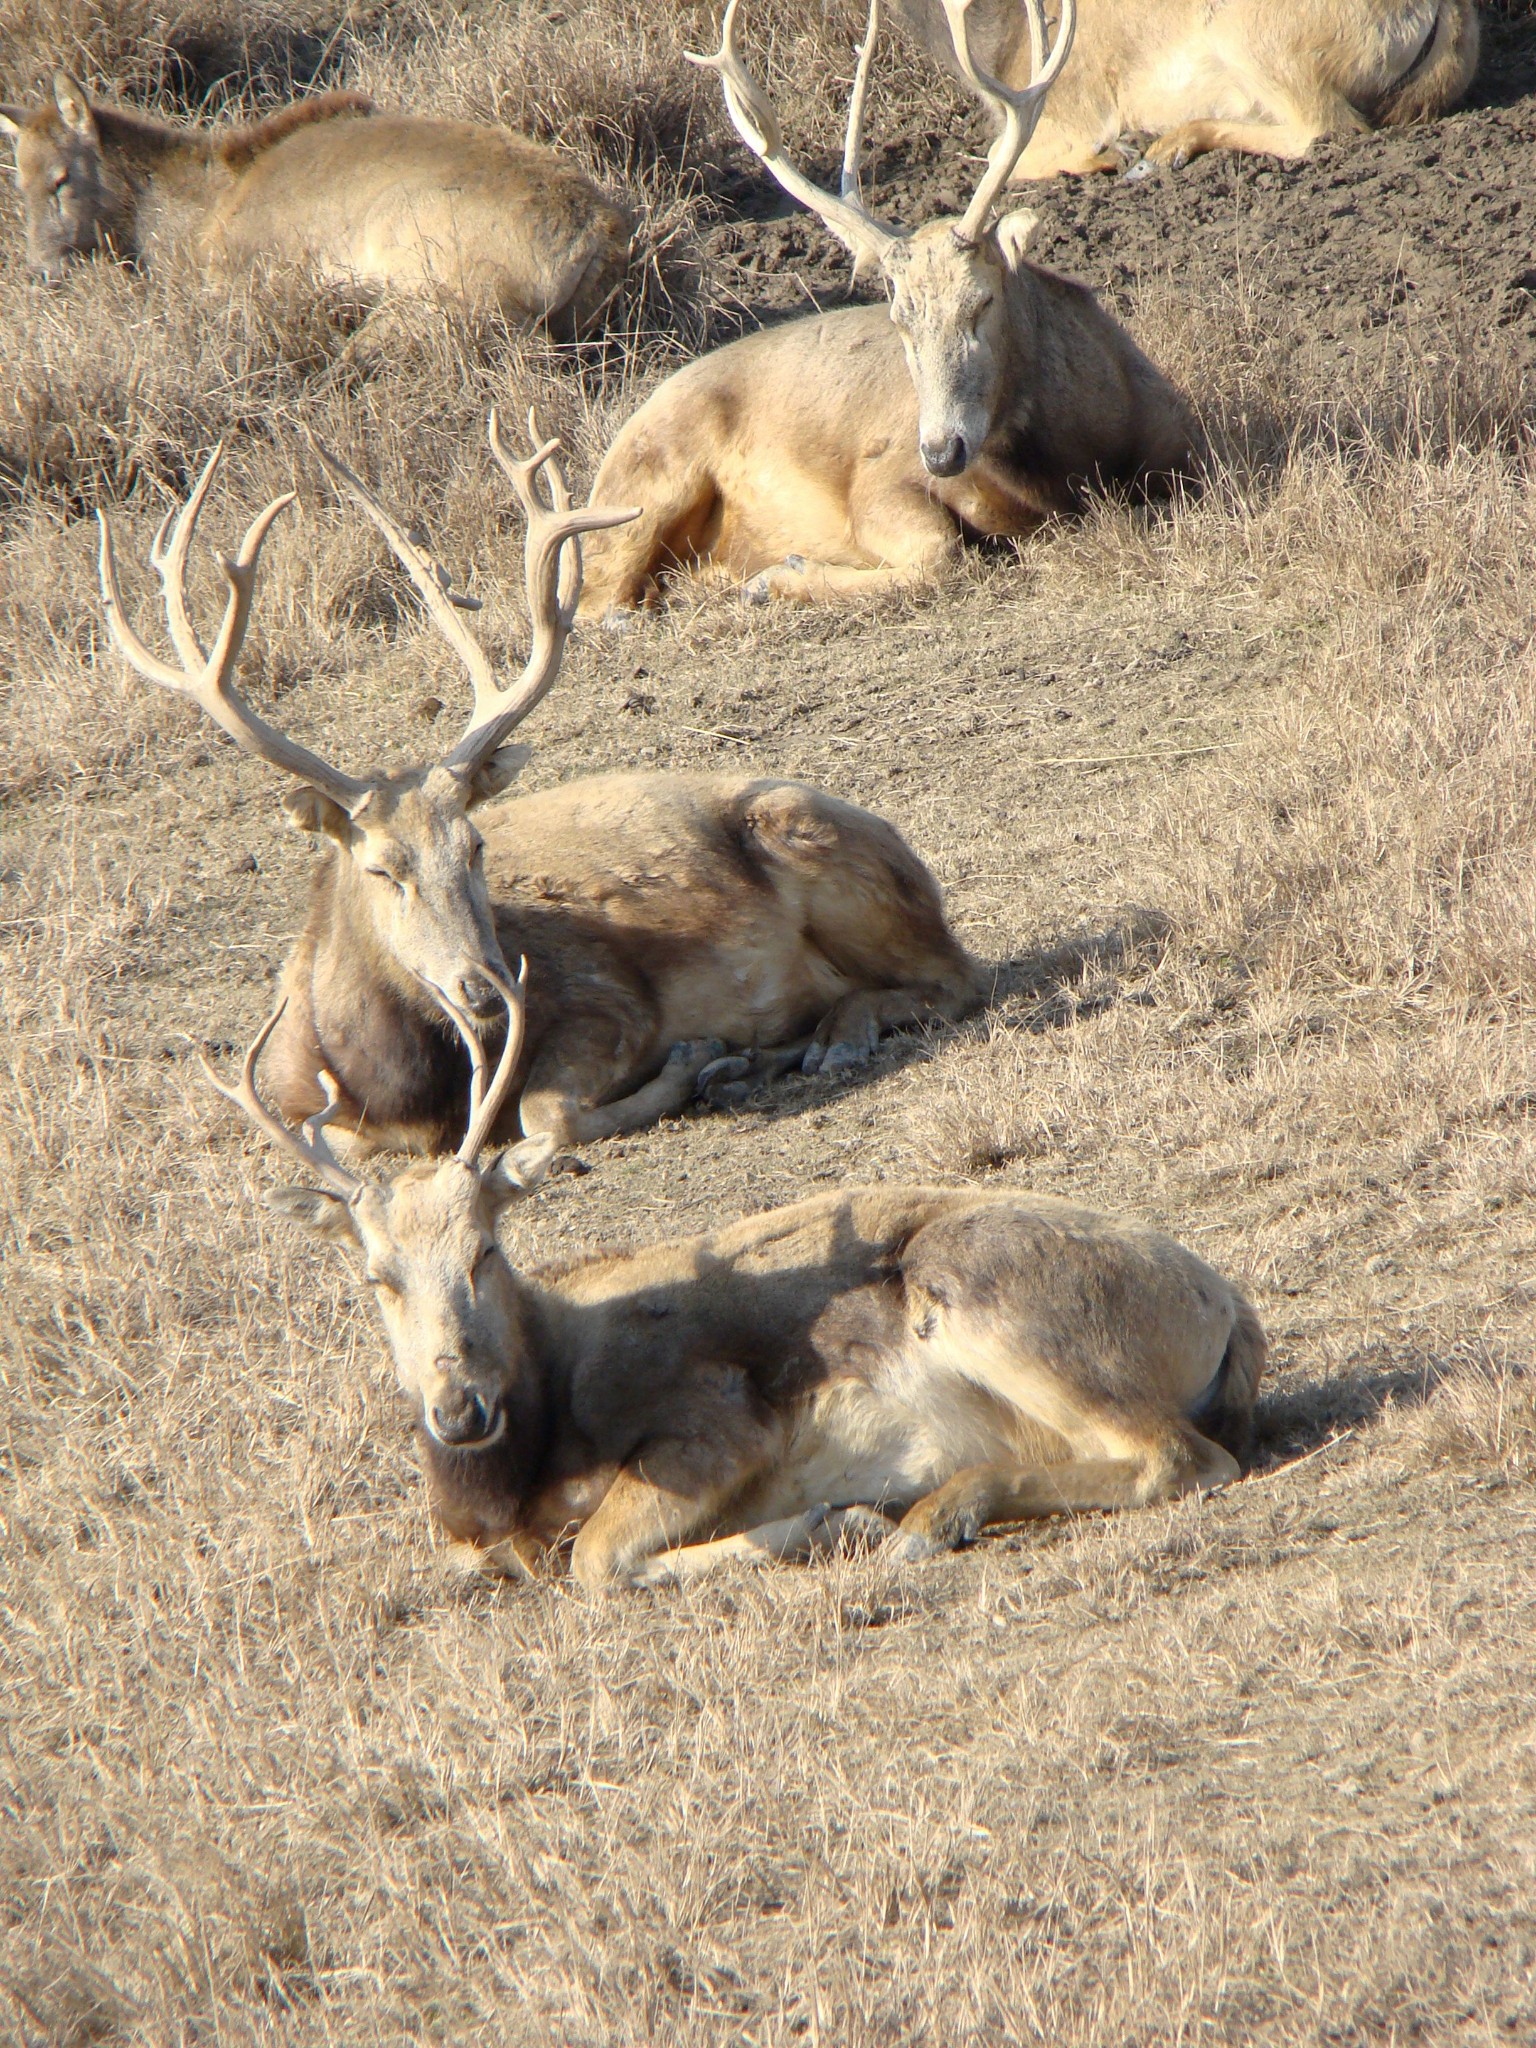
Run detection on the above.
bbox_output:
[578,0,1197,611]
[888,0,1478,175]
[203,974,1268,1590]
[0,70,631,334]
[99,422,984,1154]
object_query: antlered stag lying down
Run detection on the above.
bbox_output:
[206,980,1268,1591]
[578,0,1198,611]
[99,422,983,1154]
[889,0,1479,175]
[0,71,631,334]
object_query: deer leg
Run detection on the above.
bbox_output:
[1142,76,1366,168]
[632,1503,896,1586]
[745,479,959,604]
[568,1403,783,1591]
[695,1040,812,1106]
[890,1429,1240,1562]
[576,454,720,617]
[518,1035,728,1147]
[802,977,980,1076]
[1014,114,1131,179]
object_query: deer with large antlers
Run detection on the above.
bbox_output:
[100,425,984,1154]
[578,0,1198,611]
[204,973,1267,1589]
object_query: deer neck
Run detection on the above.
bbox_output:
[91,106,223,248]
[303,857,472,1150]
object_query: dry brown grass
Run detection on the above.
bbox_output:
[5,0,1536,2041]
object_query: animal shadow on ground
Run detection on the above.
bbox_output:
[701,908,1171,1131]
[1250,1346,1535,1472]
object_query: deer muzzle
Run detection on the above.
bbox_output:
[427,1379,503,1449]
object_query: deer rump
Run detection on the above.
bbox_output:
[420,1184,1268,1587]
[269,770,984,1152]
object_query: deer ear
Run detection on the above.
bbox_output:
[484,1133,556,1210]
[266,1184,360,1242]
[52,71,96,139]
[994,208,1040,271]
[464,742,530,807]
[283,785,355,842]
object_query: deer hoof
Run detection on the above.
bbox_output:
[1121,154,1153,182]
[782,554,808,572]
[697,1053,753,1092]
[599,606,637,635]
[818,1039,873,1075]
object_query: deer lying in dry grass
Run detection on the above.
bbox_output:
[204,973,1268,1590]
[99,421,984,1154]
[578,0,1197,611]
[889,0,1479,174]
[0,70,631,334]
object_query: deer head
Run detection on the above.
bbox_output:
[98,417,637,1024]
[0,72,120,283]
[202,962,556,1459]
[691,0,1075,477]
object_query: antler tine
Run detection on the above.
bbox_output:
[308,434,501,700]
[688,0,900,273]
[440,410,638,777]
[197,1001,363,1201]
[947,0,1076,241]
[523,407,582,617]
[98,464,370,812]
[840,0,881,225]
[148,443,223,671]
[438,956,530,1165]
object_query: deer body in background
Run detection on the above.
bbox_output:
[578,0,1198,610]
[0,71,632,334]
[888,0,1479,175]
[99,423,983,1156]
[207,983,1268,1591]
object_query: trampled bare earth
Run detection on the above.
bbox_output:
[2,3,1536,2041]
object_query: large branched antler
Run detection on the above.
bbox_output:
[310,412,639,782]
[97,448,370,811]
[689,0,900,273]
[198,1002,364,1200]
[944,0,1077,240]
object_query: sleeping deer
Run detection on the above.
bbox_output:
[578,0,1198,611]
[203,973,1268,1589]
[0,71,631,335]
[888,0,1479,175]
[98,421,984,1155]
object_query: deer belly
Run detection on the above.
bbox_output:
[653,939,851,1047]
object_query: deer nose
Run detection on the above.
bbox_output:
[457,971,500,1018]
[428,1382,494,1447]
[920,433,968,478]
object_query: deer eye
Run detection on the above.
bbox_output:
[367,1267,402,1296]
[366,865,405,891]
[472,1241,496,1278]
